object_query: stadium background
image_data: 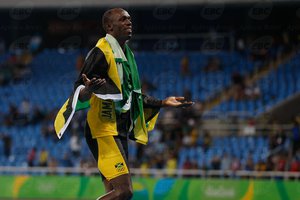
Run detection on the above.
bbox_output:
[0,0,300,199]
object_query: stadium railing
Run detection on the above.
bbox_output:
[0,166,299,180]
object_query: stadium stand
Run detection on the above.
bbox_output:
[0,45,299,174]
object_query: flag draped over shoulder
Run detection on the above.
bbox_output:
[54,34,159,144]
[122,44,159,144]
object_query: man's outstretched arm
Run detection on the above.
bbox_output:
[143,94,194,108]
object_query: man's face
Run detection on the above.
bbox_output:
[109,9,132,42]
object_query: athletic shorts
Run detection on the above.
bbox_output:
[84,122,129,181]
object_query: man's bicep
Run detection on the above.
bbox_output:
[74,47,109,89]
[81,47,108,78]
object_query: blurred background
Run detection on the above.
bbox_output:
[0,0,300,199]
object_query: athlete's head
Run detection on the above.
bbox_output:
[102,8,132,43]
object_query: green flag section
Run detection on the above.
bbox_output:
[1,175,300,200]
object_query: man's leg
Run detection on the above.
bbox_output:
[97,174,133,200]
[103,179,113,193]
[99,134,132,200]
[96,134,133,200]
[84,122,132,200]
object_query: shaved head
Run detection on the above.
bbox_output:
[102,8,125,33]
[101,8,132,46]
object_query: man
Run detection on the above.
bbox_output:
[54,8,193,200]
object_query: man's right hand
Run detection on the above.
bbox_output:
[82,74,106,93]
[79,74,106,101]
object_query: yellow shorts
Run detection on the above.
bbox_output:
[85,123,129,181]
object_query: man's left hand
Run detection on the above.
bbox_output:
[162,97,194,108]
